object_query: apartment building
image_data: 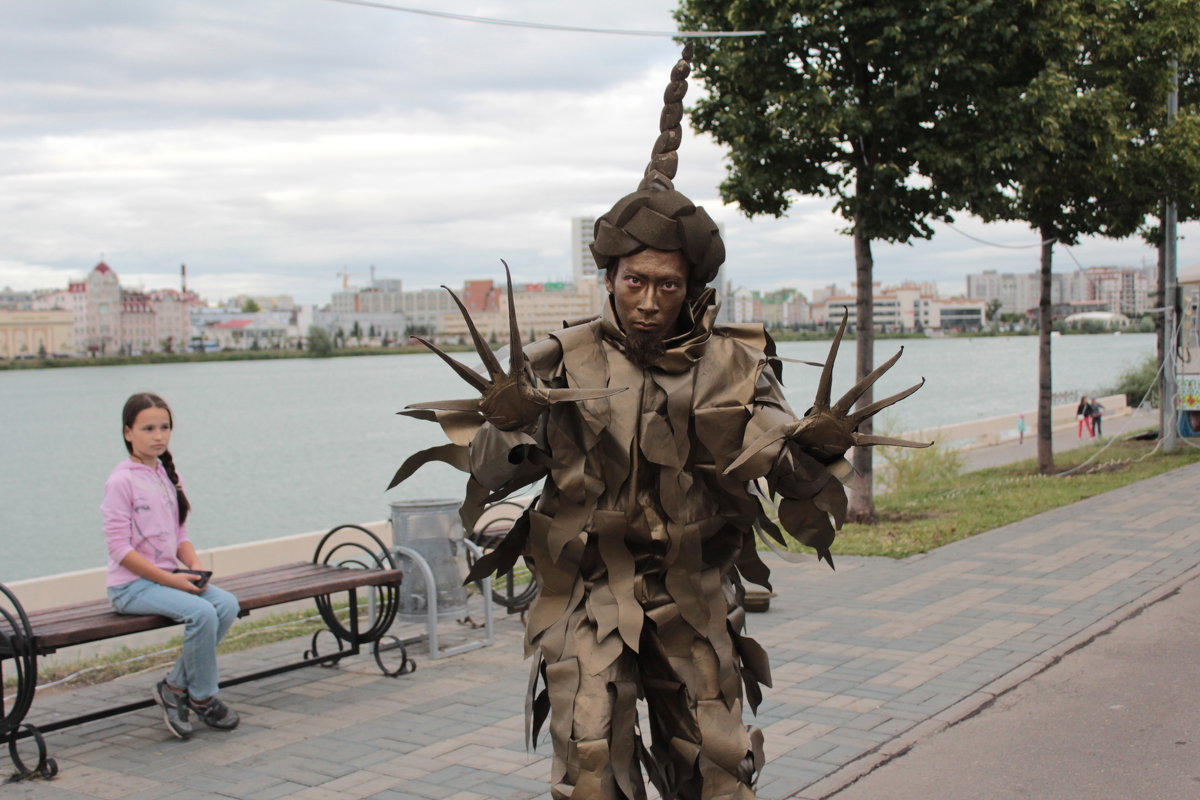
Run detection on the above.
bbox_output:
[967,266,1154,317]
[437,280,600,344]
[810,282,986,332]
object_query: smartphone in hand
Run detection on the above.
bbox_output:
[173,568,212,588]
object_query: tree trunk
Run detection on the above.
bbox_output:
[848,218,876,521]
[1036,223,1055,475]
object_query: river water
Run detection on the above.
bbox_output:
[1,333,1153,582]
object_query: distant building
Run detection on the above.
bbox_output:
[570,216,599,288]
[227,294,296,312]
[28,262,198,355]
[0,309,74,358]
[730,287,810,327]
[810,282,986,332]
[967,266,1154,318]
[0,287,34,310]
[191,307,304,351]
[437,280,599,344]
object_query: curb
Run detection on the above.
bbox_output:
[789,560,1200,800]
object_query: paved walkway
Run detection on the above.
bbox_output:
[960,416,1143,473]
[8,462,1200,800]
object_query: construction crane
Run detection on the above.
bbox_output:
[336,268,368,289]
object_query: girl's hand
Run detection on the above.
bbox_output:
[165,571,203,594]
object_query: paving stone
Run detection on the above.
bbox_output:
[9,463,1199,800]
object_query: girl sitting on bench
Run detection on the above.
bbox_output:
[102,392,240,739]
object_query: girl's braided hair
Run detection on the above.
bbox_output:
[122,392,191,524]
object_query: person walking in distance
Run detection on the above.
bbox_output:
[1076,395,1094,439]
[1090,396,1105,437]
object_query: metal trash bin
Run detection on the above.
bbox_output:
[390,499,469,622]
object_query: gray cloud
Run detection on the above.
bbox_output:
[1,0,1193,304]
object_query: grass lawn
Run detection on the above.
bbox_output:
[829,436,1200,559]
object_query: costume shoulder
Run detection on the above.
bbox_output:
[545,316,606,382]
[547,316,602,351]
[524,333,566,380]
[712,322,772,353]
[710,322,783,382]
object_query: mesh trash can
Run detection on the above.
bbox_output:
[390,499,469,622]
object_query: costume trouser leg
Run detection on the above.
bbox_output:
[546,600,644,800]
[543,599,758,800]
[642,634,759,800]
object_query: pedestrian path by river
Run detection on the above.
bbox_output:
[12,461,1199,800]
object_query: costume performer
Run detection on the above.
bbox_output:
[391,45,925,800]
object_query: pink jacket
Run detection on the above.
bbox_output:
[101,459,190,587]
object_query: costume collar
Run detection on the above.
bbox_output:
[600,288,719,374]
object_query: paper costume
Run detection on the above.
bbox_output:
[392,44,924,800]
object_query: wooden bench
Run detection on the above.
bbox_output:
[1,525,406,782]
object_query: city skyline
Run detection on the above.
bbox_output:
[3,1,1197,306]
[5,253,1158,311]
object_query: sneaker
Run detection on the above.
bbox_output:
[188,695,240,731]
[152,680,193,739]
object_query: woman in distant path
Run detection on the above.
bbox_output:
[1076,395,1094,439]
[102,392,240,739]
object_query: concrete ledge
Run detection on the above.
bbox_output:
[904,394,1128,450]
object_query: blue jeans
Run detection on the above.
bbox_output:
[108,578,240,701]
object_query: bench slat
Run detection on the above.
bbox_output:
[22,563,325,625]
[25,563,403,651]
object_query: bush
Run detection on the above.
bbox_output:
[1106,353,1159,409]
[307,326,334,358]
[873,416,963,495]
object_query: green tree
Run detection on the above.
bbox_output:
[242,297,261,313]
[676,0,1036,518]
[1118,6,1200,446]
[307,326,334,357]
[959,1,1200,473]
[985,299,1003,326]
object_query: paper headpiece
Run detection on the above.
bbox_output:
[590,43,725,287]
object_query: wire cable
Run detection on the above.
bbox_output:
[940,221,1057,249]
[322,0,766,37]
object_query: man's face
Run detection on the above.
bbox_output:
[604,248,689,340]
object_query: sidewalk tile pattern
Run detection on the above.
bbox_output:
[8,463,1199,800]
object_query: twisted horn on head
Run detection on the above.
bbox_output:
[638,43,693,192]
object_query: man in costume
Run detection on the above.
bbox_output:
[392,45,924,800]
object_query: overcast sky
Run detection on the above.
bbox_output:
[3,0,1196,305]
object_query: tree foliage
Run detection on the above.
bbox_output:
[677,0,1200,484]
[949,0,1200,472]
[675,0,1040,517]
[307,326,334,358]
